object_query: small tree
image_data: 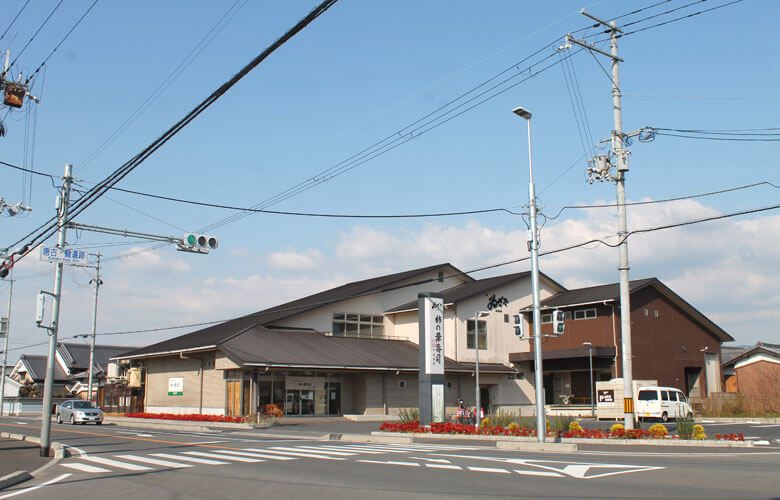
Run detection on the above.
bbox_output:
[19,381,40,397]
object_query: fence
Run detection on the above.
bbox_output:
[1,397,69,416]
[694,393,780,416]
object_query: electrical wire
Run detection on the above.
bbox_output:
[8,0,64,70]
[1,0,340,268]
[611,0,745,40]
[75,0,247,172]
[0,0,31,43]
[24,0,100,86]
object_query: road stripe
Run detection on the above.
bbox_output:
[211,450,297,461]
[60,463,110,473]
[0,473,71,500]
[115,454,193,468]
[312,445,385,454]
[412,457,452,463]
[514,470,563,477]
[357,460,420,467]
[753,440,771,446]
[746,421,762,424]
[259,447,344,460]
[81,456,153,471]
[189,440,231,444]
[425,464,462,470]
[468,467,511,474]
[324,445,409,453]
[64,445,89,457]
[182,451,264,463]
[150,453,229,465]
[282,446,355,456]
[751,424,780,428]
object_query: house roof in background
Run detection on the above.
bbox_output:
[722,342,780,368]
[117,263,467,359]
[57,343,133,374]
[14,354,69,382]
[387,271,565,313]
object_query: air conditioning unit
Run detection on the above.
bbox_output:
[107,362,120,380]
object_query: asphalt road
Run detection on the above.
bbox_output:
[1,418,779,499]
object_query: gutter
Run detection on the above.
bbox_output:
[111,345,218,361]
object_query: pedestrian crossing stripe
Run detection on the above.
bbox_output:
[182,451,264,463]
[81,456,154,471]
[150,453,229,465]
[210,449,297,460]
[250,448,345,460]
[115,455,193,468]
[60,463,111,473]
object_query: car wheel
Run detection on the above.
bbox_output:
[96,421,102,425]
[70,415,76,425]
[687,412,693,419]
[661,412,668,423]
[56,413,62,424]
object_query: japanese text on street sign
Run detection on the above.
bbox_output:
[423,296,445,375]
[39,246,88,266]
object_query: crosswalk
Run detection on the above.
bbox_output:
[60,442,483,475]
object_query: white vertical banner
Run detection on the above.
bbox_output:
[423,295,444,375]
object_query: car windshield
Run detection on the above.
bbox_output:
[73,401,96,409]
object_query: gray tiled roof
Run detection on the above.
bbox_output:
[17,354,69,382]
[58,343,133,374]
[722,341,780,368]
[117,263,467,359]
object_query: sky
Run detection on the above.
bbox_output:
[1,0,778,364]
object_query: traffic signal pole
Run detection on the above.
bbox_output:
[0,272,13,416]
[40,163,73,456]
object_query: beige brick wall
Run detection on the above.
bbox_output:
[144,352,224,415]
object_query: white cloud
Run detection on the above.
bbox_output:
[115,247,191,273]
[266,249,322,270]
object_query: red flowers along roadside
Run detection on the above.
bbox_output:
[124,412,245,423]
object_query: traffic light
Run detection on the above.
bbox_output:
[552,309,565,335]
[177,233,218,254]
[512,314,524,338]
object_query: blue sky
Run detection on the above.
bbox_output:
[1,0,778,362]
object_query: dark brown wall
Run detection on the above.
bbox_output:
[532,287,722,394]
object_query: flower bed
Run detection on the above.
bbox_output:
[379,420,686,440]
[124,412,245,423]
[715,433,745,441]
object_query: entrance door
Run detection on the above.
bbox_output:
[226,380,241,416]
[543,375,554,404]
[704,352,720,395]
[328,382,341,415]
[479,387,490,415]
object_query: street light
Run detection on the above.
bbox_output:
[473,310,490,424]
[582,342,594,417]
[513,105,545,443]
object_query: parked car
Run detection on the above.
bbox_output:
[635,386,693,422]
[56,400,104,425]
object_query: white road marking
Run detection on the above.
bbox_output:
[743,436,761,439]
[0,473,71,499]
[411,457,452,463]
[514,470,563,477]
[115,430,153,437]
[60,463,110,473]
[81,456,154,471]
[189,440,230,444]
[425,464,462,470]
[357,460,420,467]
[311,445,385,454]
[211,449,297,461]
[468,467,511,474]
[115,454,193,468]
[14,422,27,425]
[751,424,780,428]
[150,453,229,465]
[699,420,716,423]
[183,451,264,463]
[283,446,355,456]
[753,440,771,446]
[746,421,762,424]
[259,447,344,460]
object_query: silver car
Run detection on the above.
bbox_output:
[56,400,104,425]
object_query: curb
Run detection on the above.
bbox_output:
[698,417,780,424]
[496,441,577,452]
[370,431,754,448]
[0,432,64,491]
[103,416,272,432]
[330,433,413,444]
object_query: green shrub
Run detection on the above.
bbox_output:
[489,410,518,428]
[692,424,707,440]
[648,423,669,438]
[398,408,419,424]
[676,415,695,440]
[548,415,574,433]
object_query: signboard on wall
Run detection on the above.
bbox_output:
[597,389,615,406]
[168,377,184,396]
[431,384,444,423]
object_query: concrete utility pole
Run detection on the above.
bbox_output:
[0,272,13,416]
[567,9,635,429]
[87,253,102,403]
[40,163,73,456]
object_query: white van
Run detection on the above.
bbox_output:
[635,386,693,422]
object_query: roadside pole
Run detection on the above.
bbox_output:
[0,272,12,416]
[87,253,102,403]
[40,163,73,456]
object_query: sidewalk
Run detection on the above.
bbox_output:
[0,437,53,491]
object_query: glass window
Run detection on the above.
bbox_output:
[541,313,552,324]
[332,312,384,339]
[638,390,657,401]
[668,391,678,401]
[677,392,687,403]
[574,308,597,320]
[661,391,670,401]
[466,319,487,349]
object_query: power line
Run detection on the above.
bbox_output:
[654,132,780,142]
[24,0,100,86]
[0,0,32,43]
[2,0,340,267]
[8,0,64,71]
[613,0,745,40]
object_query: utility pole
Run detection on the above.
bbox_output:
[39,163,73,456]
[87,253,102,403]
[0,272,13,416]
[566,9,635,429]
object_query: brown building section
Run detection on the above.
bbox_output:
[734,360,780,397]
[510,278,731,404]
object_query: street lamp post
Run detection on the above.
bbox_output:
[583,342,594,417]
[473,311,490,425]
[512,106,545,443]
